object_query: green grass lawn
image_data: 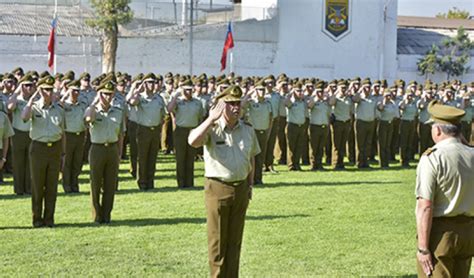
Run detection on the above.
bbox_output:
[0,155,472,277]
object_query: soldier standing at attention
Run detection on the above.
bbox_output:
[399,90,418,167]
[377,87,398,168]
[188,85,260,278]
[275,77,289,165]
[161,77,175,154]
[242,80,272,185]
[167,79,204,188]
[329,80,353,170]
[7,74,35,195]
[59,80,88,193]
[0,106,14,183]
[126,74,143,177]
[2,73,17,175]
[22,76,65,228]
[307,81,331,170]
[325,79,337,165]
[301,79,314,166]
[390,80,404,162]
[84,80,124,224]
[417,85,435,154]
[415,100,474,277]
[285,82,306,171]
[263,75,280,173]
[128,73,166,190]
[352,79,377,169]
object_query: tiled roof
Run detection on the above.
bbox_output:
[398,16,474,30]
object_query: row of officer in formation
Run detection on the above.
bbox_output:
[0,67,473,224]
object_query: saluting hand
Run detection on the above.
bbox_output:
[208,100,225,123]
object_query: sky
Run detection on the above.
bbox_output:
[397,0,473,17]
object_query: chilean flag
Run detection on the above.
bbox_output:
[47,16,58,70]
[220,22,234,72]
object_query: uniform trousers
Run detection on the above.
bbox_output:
[301,118,310,165]
[390,117,401,160]
[332,120,351,168]
[418,122,434,155]
[137,124,161,190]
[286,122,305,170]
[309,124,329,169]
[275,116,287,164]
[417,216,474,278]
[12,129,31,194]
[461,121,472,143]
[89,142,119,223]
[378,120,393,168]
[254,129,269,183]
[347,117,356,163]
[161,114,174,153]
[264,117,279,169]
[355,119,375,168]
[29,140,62,227]
[127,120,138,177]
[399,119,416,166]
[63,131,86,193]
[174,126,197,187]
[205,178,249,278]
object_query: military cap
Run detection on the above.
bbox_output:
[198,73,207,80]
[337,79,347,87]
[61,74,73,83]
[328,79,337,86]
[361,78,371,86]
[132,73,144,83]
[352,77,361,83]
[80,72,91,80]
[165,72,173,79]
[39,71,50,78]
[424,83,433,91]
[264,75,275,82]
[444,85,454,92]
[293,82,303,90]
[304,78,314,86]
[28,71,39,79]
[97,80,115,94]
[143,73,156,82]
[397,79,406,87]
[104,72,116,82]
[37,76,55,89]
[426,100,465,125]
[64,70,75,80]
[278,77,289,85]
[277,73,287,80]
[314,81,325,90]
[469,81,474,87]
[407,80,417,87]
[373,80,381,86]
[117,76,127,86]
[12,67,24,75]
[181,79,193,89]
[416,84,423,91]
[195,78,207,87]
[67,80,81,90]
[164,78,174,85]
[388,85,397,93]
[3,73,16,82]
[208,75,216,82]
[91,76,102,86]
[216,74,226,82]
[156,74,163,81]
[254,80,265,89]
[215,85,242,102]
[382,79,388,88]
[54,73,64,80]
[18,74,34,84]
[217,79,231,87]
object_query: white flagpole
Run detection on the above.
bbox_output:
[53,0,58,75]
[229,50,234,74]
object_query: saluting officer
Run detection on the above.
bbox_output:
[415,100,474,277]
[128,73,166,190]
[160,77,175,154]
[399,90,418,167]
[126,73,143,177]
[167,79,204,188]
[275,77,289,165]
[263,75,280,172]
[0,107,14,183]
[84,80,125,224]
[242,80,272,185]
[285,82,306,171]
[22,76,65,228]
[377,87,398,168]
[307,81,331,170]
[7,74,35,195]
[417,85,435,154]
[188,85,260,278]
[60,80,88,193]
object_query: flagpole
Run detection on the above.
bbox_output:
[53,0,58,75]
[229,50,234,74]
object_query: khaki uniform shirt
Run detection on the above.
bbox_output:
[80,88,96,106]
[278,93,288,117]
[379,101,398,122]
[88,105,124,144]
[355,96,377,122]
[399,101,418,121]
[135,93,166,127]
[309,98,331,126]
[265,91,280,119]
[173,98,203,128]
[0,112,14,149]
[64,99,88,133]
[246,99,272,130]
[30,101,65,143]
[415,137,474,217]
[195,93,213,117]
[12,95,31,132]
[286,98,306,125]
[417,99,431,124]
[204,118,261,182]
[333,96,352,122]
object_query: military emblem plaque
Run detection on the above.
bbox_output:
[323,0,351,41]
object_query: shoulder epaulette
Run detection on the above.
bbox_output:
[422,147,436,156]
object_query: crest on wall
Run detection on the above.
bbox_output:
[322,0,351,41]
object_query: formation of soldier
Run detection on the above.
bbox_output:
[0,67,473,226]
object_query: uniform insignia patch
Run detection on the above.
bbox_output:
[422,147,436,156]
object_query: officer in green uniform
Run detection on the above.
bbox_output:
[377,87,398,168]
[285,82,306,171]
[84,80,124,224]
[242,80,272,184]
[188,85,260,278]
[329,80,353,170]
[347,78,360,164]
[325,79,337,164]
[80,72,96,164]
[2,73,17,175]
[263,75,280,172]
[307,81,330,170]
[125,74,143,177]
[0,109,14,182]
[353,79,377,168]
[417,85,435,154]
[128,73,166,190]
[167,79,204,188]
[301,79,314,166]
[415,100,474,277]
[22,76,65,228]
[161,78,174,154]
[275,77,289,165]
[399,91,418,167]
[60,80,88,193]
[369,80,383,162]
[390,80,404,161]
[7,74,35,195]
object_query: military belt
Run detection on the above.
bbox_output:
[310,124,328,128]
[92,142,117,147]
[208,177,245,187]
[33,140,61,147]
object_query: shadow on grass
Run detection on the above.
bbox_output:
[260,180,401,188]
[368,275,416,278]
[0,214,310,230]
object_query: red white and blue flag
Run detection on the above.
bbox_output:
[47,16,58,70]
[220,22,234,72]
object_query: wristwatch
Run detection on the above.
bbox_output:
[417,248,430,255]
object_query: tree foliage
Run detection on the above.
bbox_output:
[436,7,470,19]
[86,0,133,73]
[417,27,474,80]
